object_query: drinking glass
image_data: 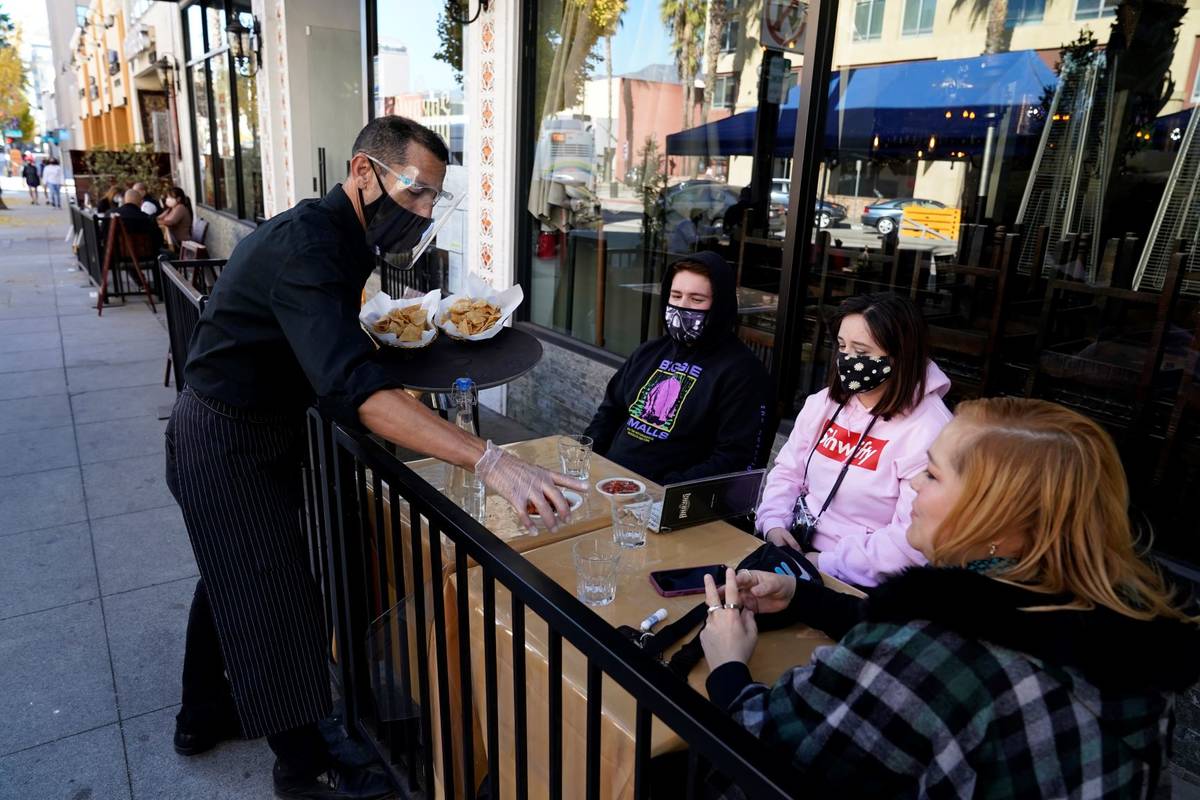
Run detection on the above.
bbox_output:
[557,434,593,482]
[461,480,486,523]
[573,538,621,606]
[610,492,651,548]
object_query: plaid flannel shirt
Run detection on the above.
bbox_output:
[723,619,1173,798]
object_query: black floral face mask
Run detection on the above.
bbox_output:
[836,353,893,393]
[664,304,708,345]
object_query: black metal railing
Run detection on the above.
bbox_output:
[160,257,227,392]
[304,413,799,800]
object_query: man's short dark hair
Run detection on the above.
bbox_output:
[352,116,450,167]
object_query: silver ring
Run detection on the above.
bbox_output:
[722,603,742,611]
[706,605,723,615]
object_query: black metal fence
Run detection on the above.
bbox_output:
[160,257,226,391]
[161,257,799,798]
[303,415,798,800]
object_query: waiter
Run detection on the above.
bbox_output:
[165,116,583,800]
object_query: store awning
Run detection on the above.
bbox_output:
[665,50,1057,158]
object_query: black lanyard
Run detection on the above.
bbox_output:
[803,402,880,520]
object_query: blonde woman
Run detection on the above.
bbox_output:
[701,397,1199,797]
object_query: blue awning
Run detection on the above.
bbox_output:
[665,50,1057,158]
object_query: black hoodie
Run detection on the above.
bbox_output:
[584,251,773,484]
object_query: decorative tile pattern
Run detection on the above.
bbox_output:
[273,0,294,208]
[476,9,498,283]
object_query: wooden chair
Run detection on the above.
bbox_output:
[97,215,160,315]
[908,226,1022,400]
[179,217,209,260]
[1024,241,1190,436]
[1154,306,1200,484]
[802,231,903,392]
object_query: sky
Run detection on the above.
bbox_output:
[1,0,50,58]
[604,0,676,77]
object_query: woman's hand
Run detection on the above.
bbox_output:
[765,526,801,550]
[700,567,758,670]
[734,569,796,615]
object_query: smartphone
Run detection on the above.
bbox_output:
[648,564,727,597]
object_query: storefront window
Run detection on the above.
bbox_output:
[811,0,1200,568]
[1074,0,1118,19]
[182,0,263,221]
[369,0,470,294]
[523,0,797,362]
[1005,0,1046,25]
[854,0,887,40]
[902,0,937,35]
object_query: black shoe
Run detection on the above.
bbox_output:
[273,760,396,800]
[173,708,241,756]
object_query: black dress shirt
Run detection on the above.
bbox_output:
[184,186,404,427]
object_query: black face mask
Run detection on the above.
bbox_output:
[836,353,893,393]
[664,303,709,345]
[359,164,433,267]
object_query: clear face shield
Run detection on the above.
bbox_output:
[364,154,467,271]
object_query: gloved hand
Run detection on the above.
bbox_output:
[474,441,589,531]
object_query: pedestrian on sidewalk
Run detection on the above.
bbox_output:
[166,115,585,800]
[41,159,63,208]
[22,159,40,204]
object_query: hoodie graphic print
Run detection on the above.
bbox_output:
[584,251,773,485]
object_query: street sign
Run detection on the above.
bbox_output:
[3,129,21,138]
[762,0,808,54]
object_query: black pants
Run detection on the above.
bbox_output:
[181,576,331,776]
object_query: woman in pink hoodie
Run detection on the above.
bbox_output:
[756,292,952,586]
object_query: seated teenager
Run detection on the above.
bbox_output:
[584,251,772,484]
[701,397,1200,797]
[755,292,951,586]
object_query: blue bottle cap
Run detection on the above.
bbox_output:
[453,377,474,392]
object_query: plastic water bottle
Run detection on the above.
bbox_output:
[447,378,486,521]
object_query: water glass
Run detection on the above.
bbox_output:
[610,492,652,548]
[573,538,621,606]
[558,434,593,482]
[460,480,486,523]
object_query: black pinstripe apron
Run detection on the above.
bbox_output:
[165,386,330,738]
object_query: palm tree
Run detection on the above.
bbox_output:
[949,0,1012,53]
[589,0,628,186]
[701,0,737,126]
[661,0,708,133]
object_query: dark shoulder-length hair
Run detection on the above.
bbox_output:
[826,292,930,419]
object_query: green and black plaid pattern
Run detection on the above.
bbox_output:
[727,621,1172,798]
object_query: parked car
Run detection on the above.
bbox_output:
[660,181,741,233]
[861,197,946,234]
[769,179,847,230]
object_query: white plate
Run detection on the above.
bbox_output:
[595,477,647,498]
[528,489,583,517]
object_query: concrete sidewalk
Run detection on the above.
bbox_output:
[0,188,281,798]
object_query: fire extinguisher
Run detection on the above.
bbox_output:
[536,230,559,259]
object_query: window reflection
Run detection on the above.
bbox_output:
[813,0,1200,567]
[527,0,791,360]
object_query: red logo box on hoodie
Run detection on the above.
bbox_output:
[816,419,888,471]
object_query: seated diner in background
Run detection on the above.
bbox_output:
[157,187,194,254]
[95,184,125,214]
[756,292,951,586]
[701,397,1200,797]
[583,250,772,485]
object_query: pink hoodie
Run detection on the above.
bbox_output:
[756,361,952,586]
